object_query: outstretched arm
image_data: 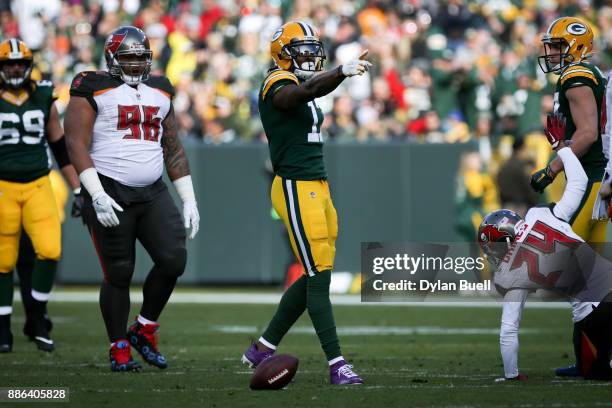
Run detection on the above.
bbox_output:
[273,50,372,110]
[553,146,588,221]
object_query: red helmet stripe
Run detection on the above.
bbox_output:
[106,32,127,55]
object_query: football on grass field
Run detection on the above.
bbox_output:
[250,354,299,390]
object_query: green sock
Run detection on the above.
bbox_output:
[307,270,341,361]
[261,275,307,346]
[0,271,14,308]
[32,259,57,298]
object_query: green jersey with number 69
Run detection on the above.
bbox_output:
[0,81,56,182]
[259,68,325,180]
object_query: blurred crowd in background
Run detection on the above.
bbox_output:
[0,0,611,236]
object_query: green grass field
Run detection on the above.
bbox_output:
[1,294,610,408]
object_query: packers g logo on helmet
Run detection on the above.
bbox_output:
[566,23,587,35]
[0,38,33,88]
[270,21,326,80]
[538,17,594,74]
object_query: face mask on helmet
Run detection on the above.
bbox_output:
[538,38,572,74]
[0,59,32,88]
[283,40,325,80]
[480,238,515,267]
[110,50,152,86]
[477,210,523,266]
[105,27,153,86]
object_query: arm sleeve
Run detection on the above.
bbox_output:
[553,147,588,222]
[500,289,528,378]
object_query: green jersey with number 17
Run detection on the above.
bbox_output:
[259,68,326,180]
[0,81,56,182]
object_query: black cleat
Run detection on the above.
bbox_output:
[0,316,12,353]
[127,321,167,369]
[31,316,54,352]
[23,314,52,341]
[33,334,54,352]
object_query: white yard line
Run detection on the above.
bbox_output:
[210,325,547,335]
[25,291,570,309]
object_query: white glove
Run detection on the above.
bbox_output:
[341,50,372,77]
[92,191,123,227]
[183,200,200,239]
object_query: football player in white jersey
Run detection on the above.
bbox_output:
[64,26,200,372]
[478,113,612,381]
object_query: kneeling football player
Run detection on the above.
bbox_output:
[479,113,612,381]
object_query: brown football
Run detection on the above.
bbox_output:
[249,354,299,390]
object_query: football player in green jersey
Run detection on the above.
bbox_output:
[531,17,608,378]
[0,39,80,353]
[241,21,371,385]
[531,17,608,245]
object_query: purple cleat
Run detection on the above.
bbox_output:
[330,360,363,385]
[241,341,275,368]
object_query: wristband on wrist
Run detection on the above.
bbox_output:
[173,175,196,203]
[78,168,104,197]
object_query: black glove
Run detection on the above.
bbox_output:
[71,188,84,218]
[530,165,556,193]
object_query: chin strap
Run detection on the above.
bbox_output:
[293,58,320,80]
[294,69,316,80]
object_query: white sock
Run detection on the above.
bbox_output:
[31,290,50,302]
[0,306,12,315]
[328,356,344,366]
[258,337,277,350]
[137,314,156,326]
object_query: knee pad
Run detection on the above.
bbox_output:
[0,248,18,273]
[36,242,61,262]
[105,259,135,288]
[155,247,187,278]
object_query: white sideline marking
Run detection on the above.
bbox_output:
[210,325,546,336]
[23,291,571,309]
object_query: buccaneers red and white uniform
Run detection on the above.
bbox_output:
[69,71,174,186]
[495,147,612,379]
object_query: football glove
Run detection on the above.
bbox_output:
[599,178,612,201]
[71,188,84,218]
[530,165,556,193]
[92,191,123,227]
[182,200,200,239]
[544,112,566,149]
[341,50,372,77]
